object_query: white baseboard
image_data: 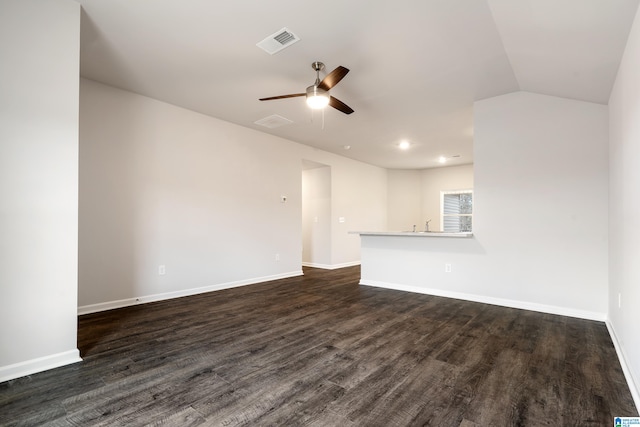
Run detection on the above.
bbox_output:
[302,261,360,270]
[78,270,303,315]
[360,279,607,322]
[0,349,82,384]
[606,320,640,412]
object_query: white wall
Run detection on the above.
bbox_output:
[330,159,387,266]
[79,79,387,311]
[421,165,474,232]
[0,0,81,382]
[362,91,609,320]
[387,170,422,231]
[79,79,303,310]
[474,92,609,315]
[608,3,640,407]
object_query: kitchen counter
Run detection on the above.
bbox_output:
[350,230,481,305]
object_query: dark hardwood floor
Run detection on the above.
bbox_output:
[1,266,637,426]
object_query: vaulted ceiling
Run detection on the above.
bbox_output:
[78,0,639,169]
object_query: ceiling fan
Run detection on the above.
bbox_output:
[259,61,354,115]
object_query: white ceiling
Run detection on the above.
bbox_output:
[77,0,639,169]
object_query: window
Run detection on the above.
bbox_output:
[441,190,473,232]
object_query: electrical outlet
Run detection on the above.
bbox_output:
[445,263,452,273]
[275,253,280,262]
[158,265,166,275]
[619,293,621,308]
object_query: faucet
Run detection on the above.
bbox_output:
[412,224,416,232]
[425,219,431,232]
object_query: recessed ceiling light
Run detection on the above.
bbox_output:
[343,145,351,150]
[399,140,410,150]
[438,155,460,164]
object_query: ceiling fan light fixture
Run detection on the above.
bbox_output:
[306,85,330,109]
[259,61,353,114]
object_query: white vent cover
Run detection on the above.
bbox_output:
[254,114,293,129]
[256,27,300,55]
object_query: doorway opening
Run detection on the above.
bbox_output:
[302,160,331,268]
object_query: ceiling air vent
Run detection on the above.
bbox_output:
[256,27,300,55]
[254,114,293,129]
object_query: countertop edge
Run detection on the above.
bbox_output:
[349,231,473,238]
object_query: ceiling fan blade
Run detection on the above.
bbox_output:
[317,66,349,91]
[329,96,354,115]
[259,93,305,101]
